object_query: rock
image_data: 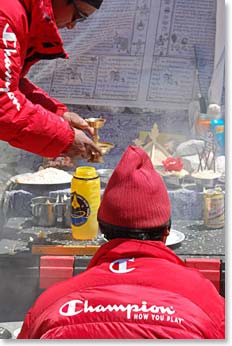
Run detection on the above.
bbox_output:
[174,139,205,157]
[169,186,203,220]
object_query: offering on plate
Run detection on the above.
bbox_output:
[162,157,183,172]
[160,157,188,178]
[191,170,222,188]
[156,157,189,188]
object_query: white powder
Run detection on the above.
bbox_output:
[15,168,73,185]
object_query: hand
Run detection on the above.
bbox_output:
[43,156,74,168]
[63,112,94,136]
[63,128,102,160]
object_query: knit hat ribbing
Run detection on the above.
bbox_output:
[97,146,171,229]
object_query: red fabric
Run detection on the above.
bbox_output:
[17,239,225,339]
[0,0,74,157]
[98,146,171,228]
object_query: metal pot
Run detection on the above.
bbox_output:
[97,169,113,188]
[63,197,71,227]
[31,197,57,227]
[55,198,71,228]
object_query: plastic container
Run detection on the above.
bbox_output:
[71,166,100,240]
[203,186,224,229]
[195,113,211,139]
[210,119,225,155]
[208,104,225,156]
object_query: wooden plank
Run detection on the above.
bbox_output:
[32,245,100,256]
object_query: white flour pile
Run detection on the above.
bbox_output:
[15,168,73,184]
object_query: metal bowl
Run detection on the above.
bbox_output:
[85,117,106,129]
[191,172,221,189]
[97,142,114,155]
[97,168,114,187]
[9,172,71,193]
[88,142,114,163]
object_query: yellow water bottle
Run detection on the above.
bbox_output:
[71,166,100,240]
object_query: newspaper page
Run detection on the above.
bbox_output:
[27,0,218,111]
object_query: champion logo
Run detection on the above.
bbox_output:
[2,24,17,49]
[59,299,176,319]
[109,258,135,274]
[0,23,21,111]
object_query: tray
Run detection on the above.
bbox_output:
[166,229,185,246]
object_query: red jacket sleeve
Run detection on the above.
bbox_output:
[0,21,74,158]
[17,309,32,339]
[19,77,69,117]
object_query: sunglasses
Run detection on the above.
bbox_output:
[71,0,88,25]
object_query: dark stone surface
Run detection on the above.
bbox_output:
[170,220,224,257]
[0,217,224,257]
[0,217,225,257]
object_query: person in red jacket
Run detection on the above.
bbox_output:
[0,0,103,161]
[17,146,225,339]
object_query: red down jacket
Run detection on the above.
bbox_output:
[17,239,225,339]
[0,0,74,157]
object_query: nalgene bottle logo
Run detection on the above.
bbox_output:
[71,192,90,226]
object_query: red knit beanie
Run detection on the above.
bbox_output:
[98,146,171,229]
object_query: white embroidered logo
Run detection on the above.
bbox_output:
[0,23,21,111]
[109,258,135,274]
[59,299,176,319]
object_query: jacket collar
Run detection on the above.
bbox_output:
[87,238,185,269]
